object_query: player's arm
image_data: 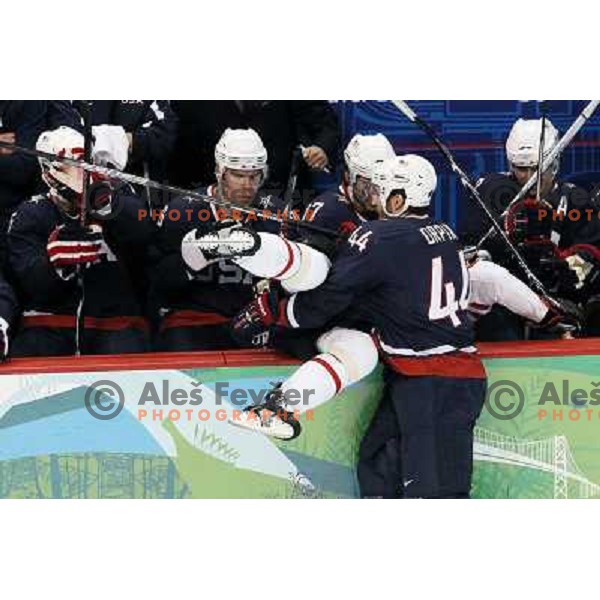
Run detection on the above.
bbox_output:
[468,259,548,323]
[97,185,157,246]
[150,199,212,295]
[232,225,379,339]
[0,101,47,189]
[7,202,78,301]
[130,101,178,169]
[0,274,17,328]
[291,101,340,171]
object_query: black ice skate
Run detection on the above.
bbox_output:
[228,385,302,441]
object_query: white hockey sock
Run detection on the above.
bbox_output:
[280,353,349,415]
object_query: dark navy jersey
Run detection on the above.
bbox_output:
[0,270,17,327]
[298,186,365,258]
[7,191,155,318]
[286,216,475,356]
[460,172,600,251]
[459,172,600,296]
[152,186,285,317]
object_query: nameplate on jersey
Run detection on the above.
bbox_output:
[419,223,458,245]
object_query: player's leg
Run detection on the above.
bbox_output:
[194,228,331,293]
[229,327,379,440]
[435,377,486,498]
[389,374,441,498]
[390,373,486,498]
[357,378,403,498]
[10,325,76,357]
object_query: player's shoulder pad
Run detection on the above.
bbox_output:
[560,180,596,207]
[7,194,56,234]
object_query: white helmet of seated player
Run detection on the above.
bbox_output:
[215,128,268,205]
[506,118,560,195]
[372,154,437,218]
[344,133,395,214]
[36,127,86,218]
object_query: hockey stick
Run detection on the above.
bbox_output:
[0,140,341,240]
[75,101,93,356]
[279,146,303,239]
[477,99,600,248]
[390,99,555,303]
[534,102,547,206]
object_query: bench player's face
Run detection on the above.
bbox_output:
[221,168,262,204]
[512,165,554,198]
[352,175,379,215]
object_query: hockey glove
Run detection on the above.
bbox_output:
[47,223,106,280]
[230,288,287,347]
[560,244,600,297]
[0,317,9,362]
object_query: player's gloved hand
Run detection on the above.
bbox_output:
[230,288,286,347]
[47,223,106,280]
[92,125,129,171]
[0,317,10,362]
[559,244,600,296]
[565,253,594,290]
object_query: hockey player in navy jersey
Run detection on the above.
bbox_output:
[460,117,600,339]
[151,128,291,351]
[191,133,395,296]
[185,133,394,358]
[231,154,487,498]
[0,269,17,361]
[7,127,155,357]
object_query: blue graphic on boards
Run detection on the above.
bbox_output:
[330,100,600,230]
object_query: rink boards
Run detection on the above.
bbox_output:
[1,341,600,499]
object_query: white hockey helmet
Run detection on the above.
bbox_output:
[372,154,437,217]
[506,118,560,175]
[215,128,268,181]
[36,127,86,210]
[344,133,396,184]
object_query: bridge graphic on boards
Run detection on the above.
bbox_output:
[474,426,600,499]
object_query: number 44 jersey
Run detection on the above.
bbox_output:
[283,216,479,375]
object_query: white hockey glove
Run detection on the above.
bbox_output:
[565,253,594,290]
[92,125,130,171]
[0,317,10,362]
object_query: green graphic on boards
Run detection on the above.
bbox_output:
[1,355,599,498]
